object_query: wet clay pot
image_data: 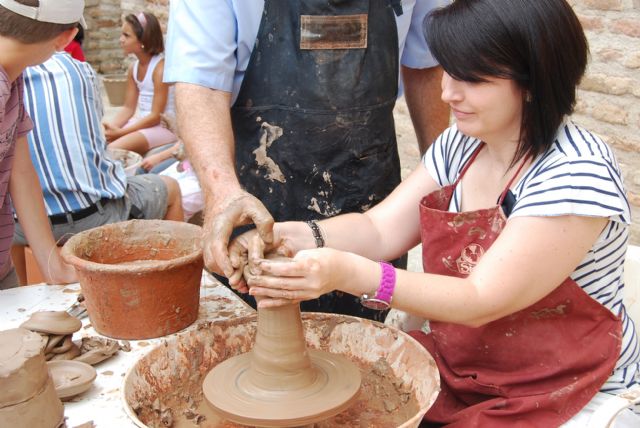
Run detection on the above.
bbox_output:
[123,313,440,427]
[61,220,203,340]
[0,328,64,428]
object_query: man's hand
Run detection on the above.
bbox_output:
[203,190,274,278]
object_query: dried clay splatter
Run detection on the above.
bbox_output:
[253,121,286,183]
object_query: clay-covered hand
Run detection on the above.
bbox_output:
[246,248,344,309]
[45,248,78,285]
[227,227,296,294]
[203,190,274,279]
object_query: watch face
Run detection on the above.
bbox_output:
[360,297,390,311]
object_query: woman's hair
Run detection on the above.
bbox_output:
[425,0,588,165]
[124,12,164,56]
[0,0,78,44]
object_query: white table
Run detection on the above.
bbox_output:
[0,273,255,428]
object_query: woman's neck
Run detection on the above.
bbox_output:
[480,127,523,175]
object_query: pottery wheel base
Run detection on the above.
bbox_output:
[203,349,361,427]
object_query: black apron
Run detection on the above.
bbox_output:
[231,0,402,321]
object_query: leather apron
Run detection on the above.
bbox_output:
[231,0,401,321]
[412,146,622,427]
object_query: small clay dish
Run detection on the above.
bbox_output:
[21,311,82,335]
[47,360,97,400]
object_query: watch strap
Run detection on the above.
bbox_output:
[375,261,396,304]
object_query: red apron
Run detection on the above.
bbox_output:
[413,146,622,427]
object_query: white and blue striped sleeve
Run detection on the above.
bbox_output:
[423,124,482,187]
[511,153,630,224]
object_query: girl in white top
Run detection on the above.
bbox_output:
[103,12,176,155]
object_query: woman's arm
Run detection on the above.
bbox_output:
[249,213,606,326]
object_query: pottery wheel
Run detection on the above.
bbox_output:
[203,348,360,426]
[203,259,362,428]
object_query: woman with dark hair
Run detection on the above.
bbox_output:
[103,11,177,155]
[226,0,640,426]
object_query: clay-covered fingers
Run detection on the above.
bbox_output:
[257,297,301,309]
[203,191,274,277]
[246,257,325,302]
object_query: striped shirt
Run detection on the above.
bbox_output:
[0,66,33,278]
[22,52,127,217]
[424,120,640,395]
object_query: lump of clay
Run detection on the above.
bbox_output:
[47,360,97,400]
[0,328,48,406]
[20,311,82,335]
[73,337,121,366]
[0,328,64,428]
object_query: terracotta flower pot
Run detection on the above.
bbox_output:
[102,74,127,106]
[61,220,203,340]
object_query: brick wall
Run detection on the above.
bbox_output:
[83,0,640,243]
[569,0,640,244]
[83,0,167,74]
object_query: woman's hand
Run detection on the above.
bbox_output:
[227,226,296,294]
[246,248,346,309]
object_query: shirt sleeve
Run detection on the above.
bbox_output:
[423,124,481,186]
[15,76,33,137]
[401,0,451,69]
[164,0,238,91]
[511,155,631,224]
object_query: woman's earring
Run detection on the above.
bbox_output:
[525,92,532,102]
[141,44,145,49]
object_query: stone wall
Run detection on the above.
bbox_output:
[83,0,640,243]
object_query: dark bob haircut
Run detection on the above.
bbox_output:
[425,0,588,166]
[125,12,164,56]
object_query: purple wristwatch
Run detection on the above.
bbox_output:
[360,261,396,310]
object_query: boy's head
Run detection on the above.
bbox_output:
[0,0,85,44]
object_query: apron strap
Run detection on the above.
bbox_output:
[452,143,484,188]
[497,152,531,205]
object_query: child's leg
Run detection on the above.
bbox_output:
[108,131,150,155]
[159,176,184,221]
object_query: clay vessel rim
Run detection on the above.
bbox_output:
[121,312,439,428]
[60,250,203,273]
[60,220,203,273]
[47,360,97,399]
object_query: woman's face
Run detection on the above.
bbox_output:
[119,22,141,55]
[441,72,524,145]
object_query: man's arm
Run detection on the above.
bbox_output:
[10,137,76,284]
[175,83,273,277]
[401,65,450,155]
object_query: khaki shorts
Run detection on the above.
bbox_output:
[14,174,168,246]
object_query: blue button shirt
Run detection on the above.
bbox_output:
[165,0,450,104]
